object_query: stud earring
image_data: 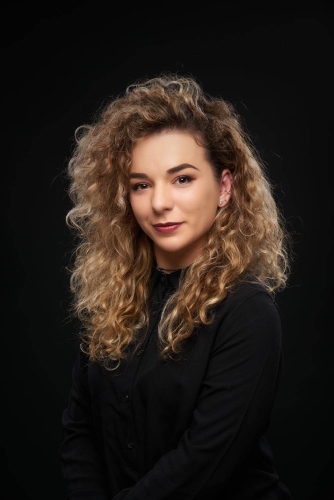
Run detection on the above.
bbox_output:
[219,199,223,205]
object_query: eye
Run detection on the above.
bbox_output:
[131,183,149,191]
[175,175,193,185]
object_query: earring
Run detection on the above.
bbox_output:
[219,199,223,205]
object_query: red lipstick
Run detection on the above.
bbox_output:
[153,222,183,233]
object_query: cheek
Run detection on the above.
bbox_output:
[129,201,139,221]
[130,197,146,222]
[184,191,218,215]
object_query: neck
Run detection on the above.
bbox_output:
[154,241,204,272]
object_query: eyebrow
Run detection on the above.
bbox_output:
[129,163,199,179]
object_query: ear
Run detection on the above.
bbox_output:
[217,169,233,208]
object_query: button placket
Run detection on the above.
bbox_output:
[124,272,171,456]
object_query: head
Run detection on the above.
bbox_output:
[68,74,259,266]
[66,73,290,363]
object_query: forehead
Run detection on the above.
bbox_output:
[130,131,207,170]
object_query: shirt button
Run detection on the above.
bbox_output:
[161,277,166,283]
[124,394,129,402]
[152,311,157,316]
[127,442,134,449]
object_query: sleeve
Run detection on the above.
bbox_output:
[112,290,284,500]
[60,344,112,500]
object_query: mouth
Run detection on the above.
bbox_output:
[152,222,183,233]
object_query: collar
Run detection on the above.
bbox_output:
[151,265,188,291]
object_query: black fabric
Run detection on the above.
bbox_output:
[60,268,293,499]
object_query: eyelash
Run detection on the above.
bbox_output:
[131,175,193,191]
[175,175,193,185]
[131,183,149,191]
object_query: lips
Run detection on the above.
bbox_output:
[153,222,181,227]
[153,222,183,233]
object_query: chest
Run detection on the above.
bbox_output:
[88,320,217,417]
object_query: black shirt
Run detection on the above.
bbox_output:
[60,268,293,499]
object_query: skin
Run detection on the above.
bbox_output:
[129,130,232,270]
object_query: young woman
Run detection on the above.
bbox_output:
[60,74,294,499]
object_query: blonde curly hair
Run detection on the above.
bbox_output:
[66,73,291,365]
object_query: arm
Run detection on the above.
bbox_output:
[60,344,112,500]
[113,290,284,499]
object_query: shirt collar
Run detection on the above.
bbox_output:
[151,265,188,290]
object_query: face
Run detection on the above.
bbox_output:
[129,130,231,269]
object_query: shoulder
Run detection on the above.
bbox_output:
[211,279,283,350]
[221,279,279,316]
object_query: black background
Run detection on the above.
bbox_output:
[3,3,333,499]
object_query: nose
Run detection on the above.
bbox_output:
[151,183,174,213]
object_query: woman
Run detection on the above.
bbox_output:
[60,74,294,499]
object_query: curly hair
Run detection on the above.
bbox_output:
[66,73,291,365]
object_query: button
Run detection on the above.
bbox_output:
[161,276,166,283]
[152,311,157,316]
[124,394,129,402]
[127,442,134,449]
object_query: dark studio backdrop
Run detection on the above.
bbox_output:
[3,3,333,499]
